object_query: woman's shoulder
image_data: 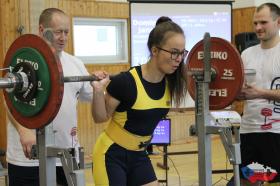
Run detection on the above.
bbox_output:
[112,66,141,82]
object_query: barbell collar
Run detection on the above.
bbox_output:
[0,72,28,93]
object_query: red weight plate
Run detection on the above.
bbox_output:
[186,37,244,110]
[3,34,64,129]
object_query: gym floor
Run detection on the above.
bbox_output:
[0,137,232,186]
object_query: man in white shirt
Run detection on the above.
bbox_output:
[6,8,93,186]
[237,3,280,186]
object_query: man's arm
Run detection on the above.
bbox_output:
[6,110,36,159]
[237,84,280,102]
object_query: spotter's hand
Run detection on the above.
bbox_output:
[236,84,263,100]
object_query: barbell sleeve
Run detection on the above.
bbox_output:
[0,72,26,93]
[0,78,16,88]
[0,74,114,89]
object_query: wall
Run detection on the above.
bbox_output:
[0,0,259,164]
[233,0,255,9]
[233,0,280,8]
[232,7,256,42]
[0,0,130,166]
[0,0,27,166]
[0,1,4,163]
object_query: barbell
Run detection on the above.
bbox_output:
[1,34,244,129]
[1,34,113,129]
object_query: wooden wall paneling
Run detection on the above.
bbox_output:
[0,0,256,161]
[29,0,45,34]
[86,63,130,74]
[77,63,130,155]
[0,0,131,161]
[77,102,109,156]
[57,0,73,54]
[0,0,7,166]
[231,7,255,115]
[1,0,18,50]
[0,1,4,112]
[23,0,130,157]
[0,1,3,63]
[53,0,130,157]
[0,0,24,166]
[168,111,195,142]
[18,0,30,35]
[232,7,255,44]
[45,0,60,8]
[0,2,4,157]
[0,0,29,58]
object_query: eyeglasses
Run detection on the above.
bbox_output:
[157,47,188,60]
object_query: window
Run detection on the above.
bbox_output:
[73,17,128,64]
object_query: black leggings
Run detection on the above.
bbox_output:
[8,163,68,186]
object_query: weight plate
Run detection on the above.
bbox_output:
[8,48,51,116]
[3,34,64,129]
[186,37,244,110]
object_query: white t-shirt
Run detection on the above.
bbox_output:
[6,51,93,166]
[240,42,280,133]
